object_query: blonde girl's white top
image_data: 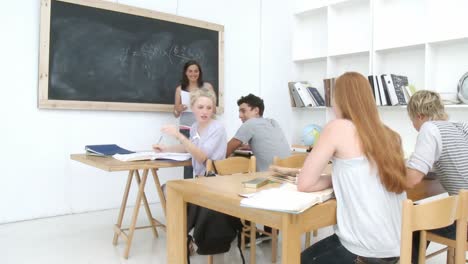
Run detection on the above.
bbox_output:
[331,156,406,258]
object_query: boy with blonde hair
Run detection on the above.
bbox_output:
[406,90,468,262]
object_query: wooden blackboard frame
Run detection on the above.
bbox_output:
[38,0,224,113]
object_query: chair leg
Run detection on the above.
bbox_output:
[446,247,454,264]
[207,255,213,264]
[271,228,278,263]
[305,232,311,248]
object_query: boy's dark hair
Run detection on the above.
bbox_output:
[180,60,204,91]
[237,94,264,116]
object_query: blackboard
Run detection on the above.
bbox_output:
[38,0,224,112]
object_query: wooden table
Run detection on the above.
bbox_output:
[70,154,191,259]
[166,172,445,264]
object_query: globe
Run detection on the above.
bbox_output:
[302,124,322,146]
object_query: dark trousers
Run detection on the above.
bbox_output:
[411,222,457,263]
[179,129,193,179]
[301,234,399,264]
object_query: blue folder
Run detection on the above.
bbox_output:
[85,144,134,156]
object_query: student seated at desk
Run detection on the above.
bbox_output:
[226,93,290,244]
[405,90,468,263]
[153,87,226,178]
[298,72,407,264]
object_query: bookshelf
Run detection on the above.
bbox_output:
[292,0,468,111]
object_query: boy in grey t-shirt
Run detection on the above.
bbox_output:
[226,94,290,171]
[226,93,290,245]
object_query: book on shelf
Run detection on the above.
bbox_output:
[390,74,409,105]
[85,144,134,156]
[307,86,325,106]
[242,177,270,189]
[382,74,399,105]
[368,75,382,106]
[377,74,388,106]
[294,82,315,107]
[113,151,191,162]
[323,78,336,107]
[240,183,334,214]
[288,82,305,107]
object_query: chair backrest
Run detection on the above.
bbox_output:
[455,190,468,263]
[206,156,256,176]
[273,154,307,168]
[400,194,460,264]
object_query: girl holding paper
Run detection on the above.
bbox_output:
[173,60,215,179]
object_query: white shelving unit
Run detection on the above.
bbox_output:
[292,0,468,110]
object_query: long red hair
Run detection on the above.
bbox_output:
[334,72,407,193]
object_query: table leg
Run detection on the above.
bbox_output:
[151,168,166,217]
[113,170,134,245]
[282,214,301,264]
[167,184,187,264]
[134,169,158,238]
[123,169,148,259]
[250,222,256,264]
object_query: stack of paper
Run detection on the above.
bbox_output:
[113,151,191,162]
[240,183,333,214]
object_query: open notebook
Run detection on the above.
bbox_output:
[113,151,191,162]
[240,183,334,214]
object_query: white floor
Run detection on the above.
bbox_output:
[0,203,449,264]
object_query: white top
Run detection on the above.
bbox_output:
[332,156,406,258]
[406,122,442,175]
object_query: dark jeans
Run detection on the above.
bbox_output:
[301,234,399,264]
[179,128,193,179]
[411,222,456,263]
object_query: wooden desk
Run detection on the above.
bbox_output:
[166,172,337,264]
[70,154,191,259]
[166,172,445,264]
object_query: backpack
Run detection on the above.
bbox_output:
[186,177,246,263]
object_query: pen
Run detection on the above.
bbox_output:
[157,135,163,144]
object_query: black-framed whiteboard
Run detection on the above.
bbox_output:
[38,0,224,112]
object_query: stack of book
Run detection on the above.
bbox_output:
[367,74,414,106]
[288,82,325,107]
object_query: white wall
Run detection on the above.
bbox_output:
[3,0,467,224]
[0,0,261,223]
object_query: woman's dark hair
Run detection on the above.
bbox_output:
[180,60,204,91]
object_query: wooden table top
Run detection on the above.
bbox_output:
[70,154,191,172]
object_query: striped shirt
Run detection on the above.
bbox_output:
[407,121,468,195]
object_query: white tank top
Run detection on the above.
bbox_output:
[331,156,406,258]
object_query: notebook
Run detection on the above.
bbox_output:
[240,183,334,214]
[113,151,191,162]
[85,144,134,156]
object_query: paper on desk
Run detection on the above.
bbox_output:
[181,92,192,112]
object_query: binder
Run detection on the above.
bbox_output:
[307,87,325,106]
[390,74,409,105]
[294,82,315,107]
[382,74,399,105]
[288,82,305,107]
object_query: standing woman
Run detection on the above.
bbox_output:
[155,87,226,178]
[174,60,215,179]
[298,72,407,264]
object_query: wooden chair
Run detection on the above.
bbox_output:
[400,193,461,264]
[424,190,468,264]
[205,156,257,264]
[272,154,318,249]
